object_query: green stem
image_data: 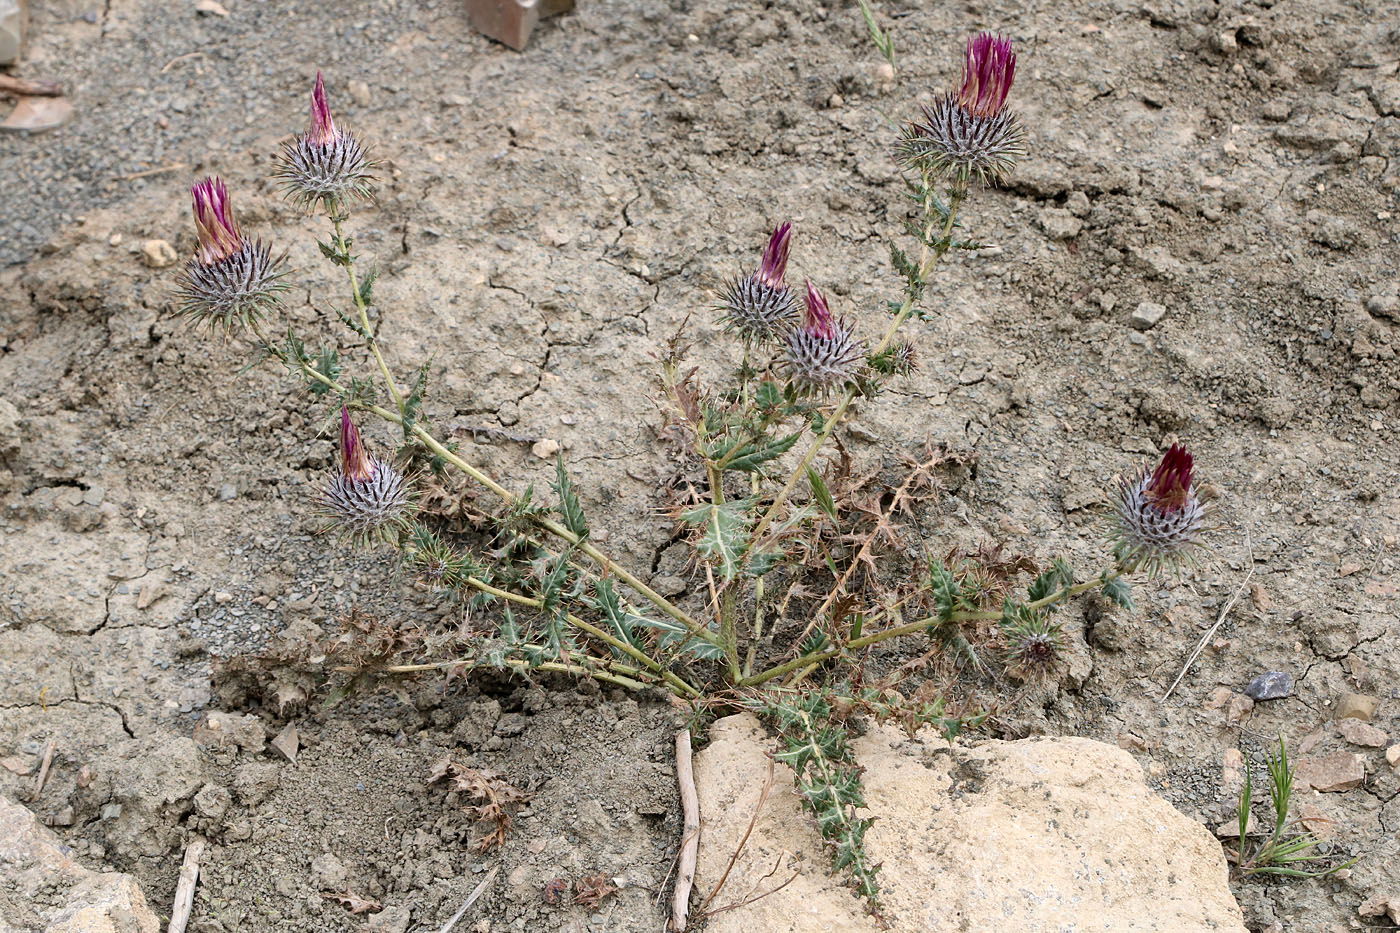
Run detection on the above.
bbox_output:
[748,178,967,547]
[461,575,701,698]
[742,568,1120,687]
[332,215,405,414]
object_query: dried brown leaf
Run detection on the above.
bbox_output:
[573,873,620,909]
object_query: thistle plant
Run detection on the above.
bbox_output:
[179,35,1218,912]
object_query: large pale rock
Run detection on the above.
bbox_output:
[693,714,1247,933]
[0,795,159,932]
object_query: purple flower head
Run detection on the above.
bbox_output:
[757,222,793,290]
[1110,442,1206,577]
[191,177,244,266]
[958,33,1017,118]
[894,32,1025,185]
[339,406,373,482]
[310,71,338,145]
[802,280,837,341]
[177,176,288,333]
[276,72,375,211]
[1145,443,1193,513]
[320,407,414,545]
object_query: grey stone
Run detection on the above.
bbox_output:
[1038,207,1082,240]
[1130,301,1168,330]
[0,0,23,66]
[1244,670,1292,701]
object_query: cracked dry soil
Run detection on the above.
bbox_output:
[2,0,1400,930]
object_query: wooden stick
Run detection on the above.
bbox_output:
[27,740,55,803]
[0,76,64,97]
[1161,530,1253,702]
[671,729,700,932]
[167,837,206,933]
[438,864,498,933]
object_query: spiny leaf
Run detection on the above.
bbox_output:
[723,432,801,473]
[357,266,379,306]
[402,359,433,438]
[587,578,645,656]
[309,346,342,396]
[1101,576,1135,611]
[1027,567,1062,605]
[679,498,755,581]
[551,453,589,538]
[808,467,838,520]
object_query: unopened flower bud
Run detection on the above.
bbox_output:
[1001,608,1063,681]
[778,281,866,395]
[895,32,1026,185]
[720,222,799,344]
[1111,443,1207,576]
[276,72,375,212]
[319,407,414,545]
[176,176,288,332]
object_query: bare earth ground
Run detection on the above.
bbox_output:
[2,0,1399,930]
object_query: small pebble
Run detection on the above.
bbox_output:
[141,239,178,269]
[1244,670,1292,701]
[1130,301,1167,330]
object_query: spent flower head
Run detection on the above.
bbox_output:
[176,176,288,333]
[276,72,375,213]
[1001,607,1064,682]
[319,406,414,545]
[895,32,1026,185]
[1111,443,1207,576]
[778,281,867,395]
[720,222,800,344]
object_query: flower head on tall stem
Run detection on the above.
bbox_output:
[895,32,1026,184]
[318,406,414,545]
[720,222,800,344]
[1111,443,1207,576]
[176,176,288,333]
[276,71,375,213]
[778,281,867,395]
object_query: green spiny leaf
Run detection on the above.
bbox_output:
[808,467,837,520]
[723,432,801,473]
[551,453,589,539]
[679,498,754,581]
[1101,576,1135,611]
[357,266,379,306]
[402,359,432,438]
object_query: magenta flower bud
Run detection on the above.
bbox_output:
[958,33,1016,118]
[801,280,838,341]
[720,222,799,344]
[1111,443,1207,576]
[757,222,792,290]
[895,32,1026,185]
[191,177,244,265]
[778,281,866,395]
[276,71,375,212]
[319,406,414,545]
[176,175,288,333]
[310,72,338,146]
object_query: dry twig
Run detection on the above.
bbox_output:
[1161,530,1253,702]
[27,740,55,803]
[167,837,205,933]
[438,864,499,933]
[697,759,775,916]
[671,728,700,932]
[0,75,63,97]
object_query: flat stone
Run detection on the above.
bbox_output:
[1243,670,1292,701]
[0,0,23,65]
[1130,301,1168,330]
[1386,745,1400,770]
[271,723,300,762]
[0,95,73,133]
[1294,751,1365,793]
[140,239,177,269]
[694,714,1247,933]
[1225,693,1254,725]
[531,438,560,460]
[1338,719,1387,748]
[1336,692,1380,722]
[193,710,266,753]
[0,795,160,932]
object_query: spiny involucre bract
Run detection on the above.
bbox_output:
[1111,443,1207,576]
[175,176,289,333]
[895,32,1026,185]
[276,72,375,212]
[720,222,800,344]
[318,407,414,545]
[779,281,867,395]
